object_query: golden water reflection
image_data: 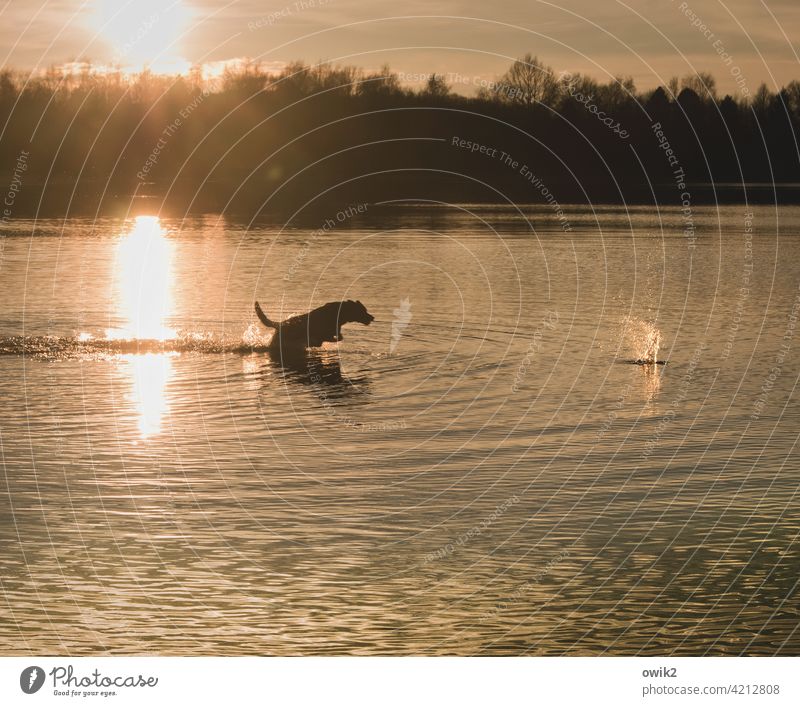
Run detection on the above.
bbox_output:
[642,363,663,402]
[108,215,175,341]
[125,353,175,437]
[111,216,175,437]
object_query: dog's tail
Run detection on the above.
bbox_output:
[254,301,278,329]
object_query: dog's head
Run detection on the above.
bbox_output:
[341,300,374,326]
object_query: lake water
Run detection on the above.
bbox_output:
[0,204,798,655]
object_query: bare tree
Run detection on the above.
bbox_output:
[358,64,403,97]
[222,58,268,95]
[422,73,450,98]
[783,80,800,115]
[667,76,680,101]
[752,83,772,113]
[559,72,599,97]
[493,53,559,107]
[681,72,717,101]
[596,75,636,111]
[310,63,360,96]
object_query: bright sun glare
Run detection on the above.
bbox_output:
[109,215,176,438]
[109,215,175,341]
[91,0,192,74]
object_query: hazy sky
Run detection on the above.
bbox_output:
[1,0,798,95]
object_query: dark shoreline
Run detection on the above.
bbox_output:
[4,181,800,221]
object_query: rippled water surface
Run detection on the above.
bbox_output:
[1,205,798,655]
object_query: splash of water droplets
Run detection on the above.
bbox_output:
[623,317,664,364]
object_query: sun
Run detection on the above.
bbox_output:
[90,0,192,74]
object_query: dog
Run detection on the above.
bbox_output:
[254,300,374,350]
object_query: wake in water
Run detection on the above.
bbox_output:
[0,324,275,359]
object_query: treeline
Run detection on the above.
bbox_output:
[1,55,798,216]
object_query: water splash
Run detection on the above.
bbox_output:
[622,317,666,365]
[0,330,274,359]
[242,322,273,349]
[643,326,661,364]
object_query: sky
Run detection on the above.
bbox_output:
[1,0,798,96]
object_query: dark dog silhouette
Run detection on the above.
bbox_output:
[254,300,374,349]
